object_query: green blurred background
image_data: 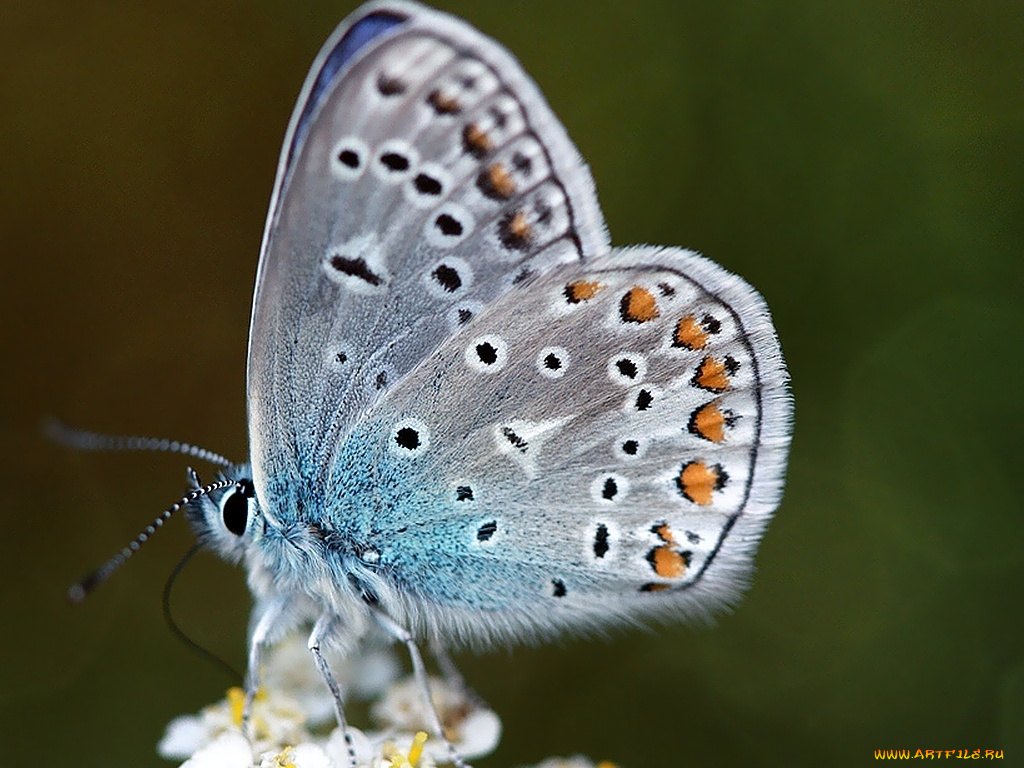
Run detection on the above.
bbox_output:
[2,1,1022,765]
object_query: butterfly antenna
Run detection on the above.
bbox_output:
[44,417,233,468]
[163,542,243,683]
[67,473,238,604]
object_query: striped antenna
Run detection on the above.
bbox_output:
[44,417,233,468]
[67,472,238,604]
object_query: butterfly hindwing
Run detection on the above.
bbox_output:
[326,246,790,641]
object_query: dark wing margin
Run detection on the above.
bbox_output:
[287,10,410,172]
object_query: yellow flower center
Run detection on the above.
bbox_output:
[384,731,430,767]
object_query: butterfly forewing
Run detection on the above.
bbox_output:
[248,2,609,512]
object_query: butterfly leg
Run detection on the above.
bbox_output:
[308,614,358,768]
[243,596,289,734]
[374,610,471,768]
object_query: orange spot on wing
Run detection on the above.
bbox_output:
[498,210,533,251]
[689,402,727,443]
[694,356,731,392]
[674,314,708,350]
[565,280,604,303]
[463,124,493,156]
[621,286,660,323]
[427,89,461,114]
[485,163,516,198]
[676,460,725,505]
[648,545,687,578]
[652,523,676,545]
[508,210,531,240]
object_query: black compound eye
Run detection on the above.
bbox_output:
[220,481,253,537]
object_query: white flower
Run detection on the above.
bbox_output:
[370,676,501,760]
[258,743,333,768]
[160,714,209,759]
[261,635,402,726]
[324,726,375,767]
[178,732,251,768]
[158,684,313,762]
[159,632,600,768]
[372,731,435,768]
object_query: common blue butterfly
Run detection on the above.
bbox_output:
[67,2,792,765]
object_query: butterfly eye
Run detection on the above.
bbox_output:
[220,480,254,537]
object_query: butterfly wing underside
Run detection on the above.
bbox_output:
[245,0,791,644]
[334,245,791,641]
[247,1,609,514]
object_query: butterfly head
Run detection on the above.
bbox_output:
[186,464,263,566]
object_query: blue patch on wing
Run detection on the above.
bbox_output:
[287,10,408,170]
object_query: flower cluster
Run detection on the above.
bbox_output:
[157,635,613,768]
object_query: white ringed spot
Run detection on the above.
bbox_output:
[590,473,629,504]
[465,334,508,373]
[425,203,475,248]
[404,162,451,208]
[424,257,472,298]
[331,136,371,181]
[536,346,570,379]
[607,353,647,386]
[372,139,420,184]
[389,418,430,458]
[615,437,647,461]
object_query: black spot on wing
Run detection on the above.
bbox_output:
[594,524,609,558]
[329,255,382,286]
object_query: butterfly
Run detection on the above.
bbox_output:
[67,2,791,765]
